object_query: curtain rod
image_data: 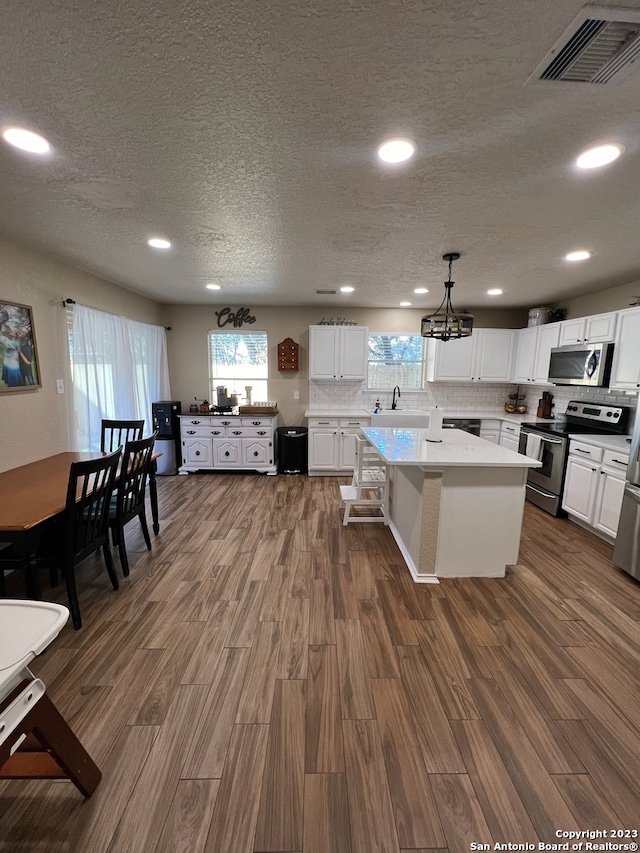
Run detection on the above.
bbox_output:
[62,297,170,330]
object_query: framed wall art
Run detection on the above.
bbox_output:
[0,300,41,391]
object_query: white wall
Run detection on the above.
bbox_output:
[0,236,163,472]
[556,279,640,318]
[162,304,527,426]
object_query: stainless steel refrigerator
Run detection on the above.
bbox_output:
[613,415,640,580]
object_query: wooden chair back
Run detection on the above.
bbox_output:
[66,450,120,565]
[116,433,157,524]
[100,419,144,453]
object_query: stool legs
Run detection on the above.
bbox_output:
[0,680,101,798]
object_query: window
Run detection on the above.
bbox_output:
[69,304,170,451]
[368,333,425,390]
[208,331,268,404]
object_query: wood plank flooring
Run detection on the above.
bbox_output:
[1,472,639,852]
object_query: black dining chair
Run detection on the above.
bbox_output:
[108,432,157,577]
[56,450,121,629]
[100,419,144,453]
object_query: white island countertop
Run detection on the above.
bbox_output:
[363,426,542,468]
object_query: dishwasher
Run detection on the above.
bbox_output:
[442,418,481,436]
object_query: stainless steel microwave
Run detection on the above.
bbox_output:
[547,341,614,386]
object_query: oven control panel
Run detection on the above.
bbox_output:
[565,401,625,424]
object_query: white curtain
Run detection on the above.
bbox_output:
[71,304,171,451]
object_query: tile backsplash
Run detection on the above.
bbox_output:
[310,380,638,430]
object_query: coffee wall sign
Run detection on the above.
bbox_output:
[214,307,256,328]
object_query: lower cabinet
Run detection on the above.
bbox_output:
[308,417,370,474]
[179,415,276,473]
[499,422,521,453]
[480,419,500,444]
[562,440,629,541]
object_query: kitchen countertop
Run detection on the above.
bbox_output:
[567,433,633,453]
[305,407,553,426]
[362,426,542,468]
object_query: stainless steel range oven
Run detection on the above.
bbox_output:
[518,401,629,517]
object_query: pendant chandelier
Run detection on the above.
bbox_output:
[421,252,474,341]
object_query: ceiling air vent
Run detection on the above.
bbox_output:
[316,289,337,295]
[529,6,640,85]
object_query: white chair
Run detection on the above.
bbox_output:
[0,600,101,797]
[340,434,390,525]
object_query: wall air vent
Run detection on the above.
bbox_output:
[316,289,337,295]
[528,5,640,85]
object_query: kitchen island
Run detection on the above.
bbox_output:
[362,426,541,582]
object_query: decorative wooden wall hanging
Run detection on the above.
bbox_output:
[277,338,299,372]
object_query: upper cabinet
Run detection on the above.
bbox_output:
[609,307,640,391]
[426,328,515,382]
[513,323,560,384]
[558,311,617,346]
[309,325,369,381]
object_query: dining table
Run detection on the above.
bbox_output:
[0,451,160,599]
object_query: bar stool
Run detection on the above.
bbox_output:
[0,600,101,797]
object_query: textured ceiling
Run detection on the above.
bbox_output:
[2,0,640,309]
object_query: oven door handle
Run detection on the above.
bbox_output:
[526,483,558,499]
[539,435,564,444]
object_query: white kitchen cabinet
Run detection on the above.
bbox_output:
[480,419,500,444]
[562,439,629,541]
[426,328,515,382]
[308,421,339,470]
[499,422,521,453]
[558,311,617,346]
[307,416,370,474]
[182,437,213,468]
[513,323,560,384]
[512,327,537,384]
[533,323,561,383]
[180,415,276,473]
[309,325,368,381]
[212,439,242,467]
[609,307,640,390]
[593,466,627,538]
[563,455,599,523]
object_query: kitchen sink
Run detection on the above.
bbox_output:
[367,409,429,427]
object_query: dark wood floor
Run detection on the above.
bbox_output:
[1,472,639,852]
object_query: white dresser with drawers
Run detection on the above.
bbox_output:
[179,414,277,474]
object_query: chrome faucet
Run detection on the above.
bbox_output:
[391,386,401,409]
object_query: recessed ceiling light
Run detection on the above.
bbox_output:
[399,301,412,307]
[148,237,171,249]
[205,283,221,290]
[2,126,51,154]
[377,137,416,164]
[413,287,429,294]
[565,250,591,262]
[487,288,503,296]
[576,144,622,170]
[340,285,355,293]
